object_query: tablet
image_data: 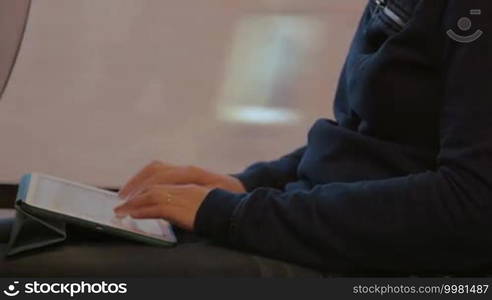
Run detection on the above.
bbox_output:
[17,173,177,246]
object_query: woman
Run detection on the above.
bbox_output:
[115,0,492,274]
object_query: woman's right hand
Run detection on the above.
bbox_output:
[118,161,246,200]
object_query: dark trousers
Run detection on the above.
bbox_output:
[0,215,321,277]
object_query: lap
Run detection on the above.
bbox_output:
[0,214,321,277]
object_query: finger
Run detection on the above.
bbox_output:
[114,191,159,217]
[119,161,171,198]
[129,204,167,219]
[123,175,171,201]
[122,167,205,200]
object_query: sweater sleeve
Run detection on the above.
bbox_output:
[233,146,306,192]
[196,0,492,274]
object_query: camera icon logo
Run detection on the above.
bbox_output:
[3,281,20,297]
[447,9,483,43]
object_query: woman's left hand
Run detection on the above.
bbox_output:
[114,184,212,231]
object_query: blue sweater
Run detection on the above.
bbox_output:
[195,0,492,274]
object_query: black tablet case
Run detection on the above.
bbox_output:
[5,174,67,256]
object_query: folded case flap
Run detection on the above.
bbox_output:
[4,174,67,257]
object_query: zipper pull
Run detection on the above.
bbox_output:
[375,0,386,7]
[373,0,406,29]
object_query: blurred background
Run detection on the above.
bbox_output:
[0,0,365,187]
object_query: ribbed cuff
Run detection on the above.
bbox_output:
[194,188,244,242]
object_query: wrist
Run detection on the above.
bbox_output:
[194,188,244,241]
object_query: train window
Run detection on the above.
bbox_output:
[0,0,364,187]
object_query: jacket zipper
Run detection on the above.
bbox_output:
[374,0,406,30]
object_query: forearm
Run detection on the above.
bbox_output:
[196,169,492,274]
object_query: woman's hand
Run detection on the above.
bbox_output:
[118,161,246,200]
[114,184,212,231]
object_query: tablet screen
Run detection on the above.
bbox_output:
[25,174,176,243]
